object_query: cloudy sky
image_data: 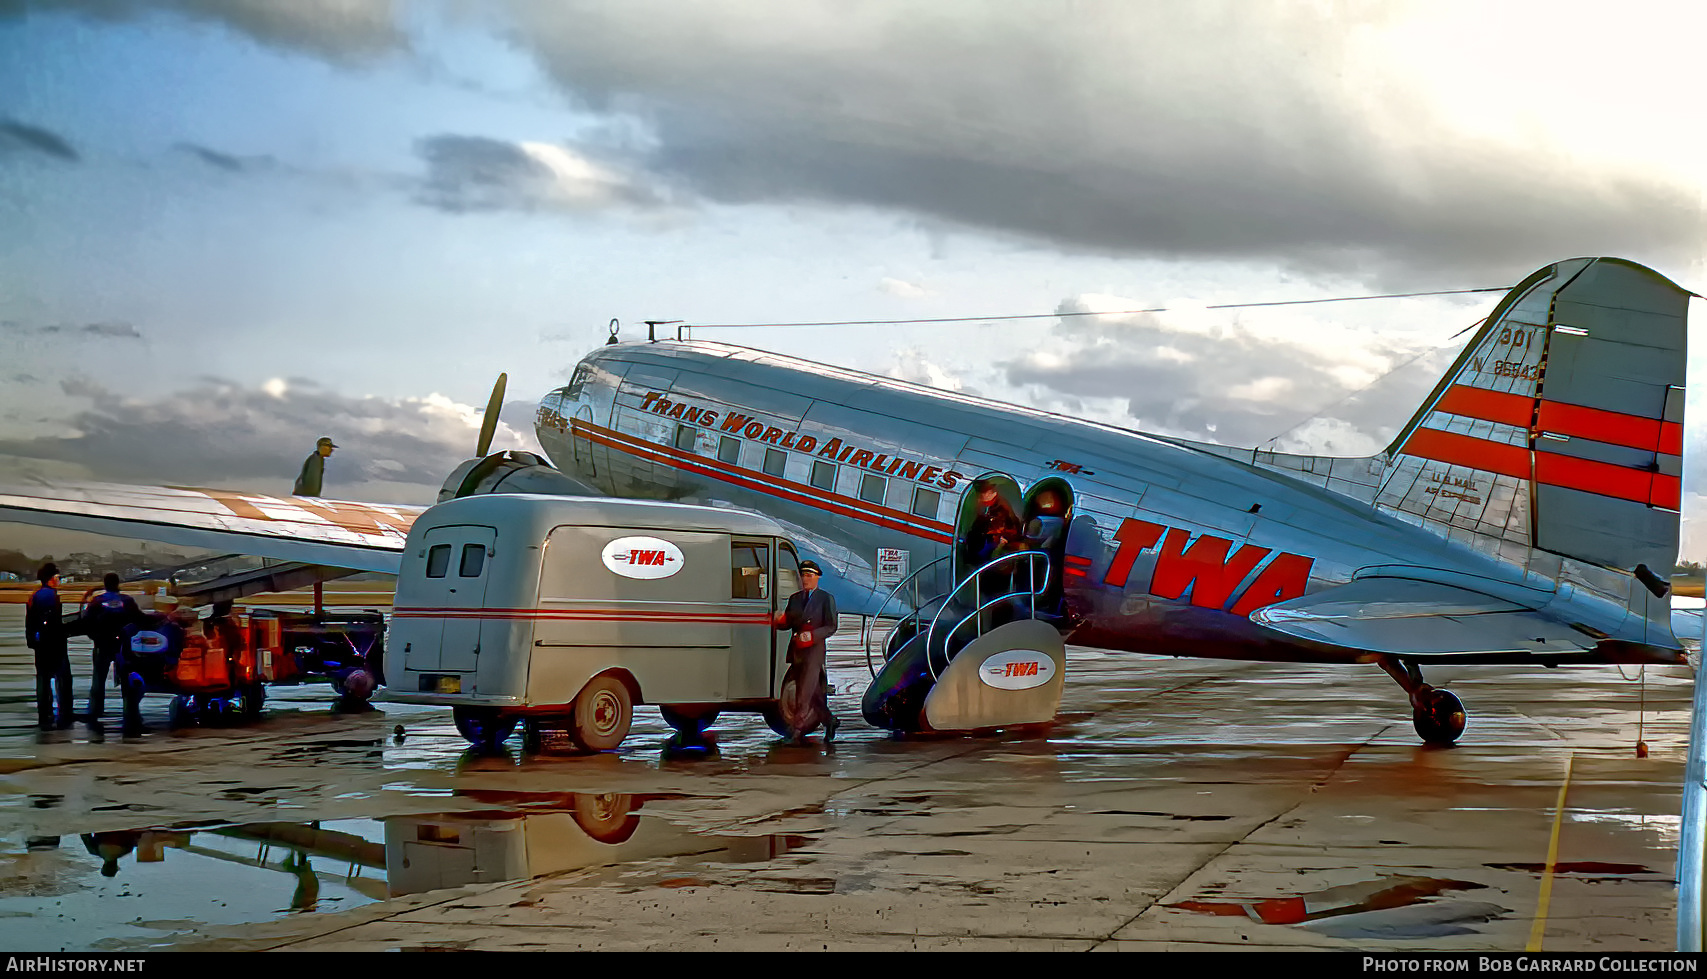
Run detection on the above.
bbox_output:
[4,1,1707,554]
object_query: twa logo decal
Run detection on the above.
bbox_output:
[978,650,1056,691]
[1102,518,1314,616]
[601,537,685,580]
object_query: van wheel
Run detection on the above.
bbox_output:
[571,676,632,752]
[454,707,518,751]
[571,793,641,845]
[659,705,720,740]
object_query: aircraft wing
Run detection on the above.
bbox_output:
[1249,577,1597,657]
[0,481,422,574]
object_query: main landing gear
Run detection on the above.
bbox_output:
[1379,657,1467,746]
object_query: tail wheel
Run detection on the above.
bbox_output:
[659,704,720,740]
[453,706,518,751]
[1413,688,1467,746]
[570,675,633,752]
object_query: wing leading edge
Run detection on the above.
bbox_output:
[0,481,422,574]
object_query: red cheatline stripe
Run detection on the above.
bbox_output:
[575,419,956,543]
[1436,385,1683,457]
[1436,385,1533,428]
[1064,554,1091,566]
[1064,568,1087,578]
[1400,428,1530,480]
[1400,430,1681,510]
[394,606,772,623]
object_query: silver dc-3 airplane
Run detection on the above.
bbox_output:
[1,257,1694,744]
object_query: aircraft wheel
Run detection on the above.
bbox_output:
[570,675,632,752]
[453,707,518,751]
[760,692,795,739]
[1413,688,1467,746]
[571,792,641,845]
[659,704,720,740]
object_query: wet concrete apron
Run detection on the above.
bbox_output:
[0,608,1691,951]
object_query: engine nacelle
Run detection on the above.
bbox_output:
[438,451,599,502]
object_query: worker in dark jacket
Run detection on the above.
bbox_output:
[82,573,140,725]
[772,560,839,744]
[293,437,337,497]
[25,563,74,730]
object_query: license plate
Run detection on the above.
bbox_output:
[435,676,461,694]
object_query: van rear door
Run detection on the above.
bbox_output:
[416,525,496,672]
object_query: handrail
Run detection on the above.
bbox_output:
[924,551,1050,681]
[864,554,950,676]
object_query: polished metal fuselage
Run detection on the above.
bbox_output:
[533,340,1677,665]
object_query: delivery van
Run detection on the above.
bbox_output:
[382,494,808,751]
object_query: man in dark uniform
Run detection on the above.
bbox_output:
[293,436,337,497]
[25,563,74,730]
[773,560,839,744]
[82,573,140,726]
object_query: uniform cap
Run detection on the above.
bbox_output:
[317,437,339,448]
[798,560,823,576]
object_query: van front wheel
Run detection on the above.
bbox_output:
[571,675,633,752]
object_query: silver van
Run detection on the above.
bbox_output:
[383,494,806,751]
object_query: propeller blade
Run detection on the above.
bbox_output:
[476,373,507,457]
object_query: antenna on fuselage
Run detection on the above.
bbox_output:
[643,319,683,342]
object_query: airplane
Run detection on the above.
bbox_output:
[0,256,1693,745]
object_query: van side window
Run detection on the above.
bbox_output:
[777,543,801,596]
[425,544,452,578]
[718,436,740,464]
[459,543,486,577]
[730,542,770,600]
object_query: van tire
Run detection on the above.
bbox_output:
[454,707,518,751]
[571,675,632,752]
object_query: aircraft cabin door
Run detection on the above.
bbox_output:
[417,525,496,674]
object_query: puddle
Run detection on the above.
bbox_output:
[0,792,812,951]
[1168,875,1496,938]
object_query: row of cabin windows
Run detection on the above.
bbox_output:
[425,543,486,578]
[681,424,941,518]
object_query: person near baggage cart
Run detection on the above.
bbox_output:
[24,563,74,730]
[773,559,839,744]
[81,573,140,726]
[293,436,338,497]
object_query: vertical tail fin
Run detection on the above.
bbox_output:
[1380,257,1690,575]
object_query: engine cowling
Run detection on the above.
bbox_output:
[438,451,599,502]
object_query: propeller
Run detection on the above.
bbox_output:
[476,372,507,457]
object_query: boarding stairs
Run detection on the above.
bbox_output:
[861,550,1067,733]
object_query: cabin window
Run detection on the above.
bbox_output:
[425,544,452,578]
[567,364,593,398]
[718,436,740,465]
[763,448,787,477]
[810,460,835,491]
[675,424,698,451]
[730,542,770,600]
[860,473,887,505]
[777,542,801,595]
[459,543,486,577]
[911,486,940,518]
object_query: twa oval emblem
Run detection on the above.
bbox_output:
[977,649,1055,690]
[601,536,685,580]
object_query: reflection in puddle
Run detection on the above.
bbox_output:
[1168,875,1499,938]
[0,793,812,951]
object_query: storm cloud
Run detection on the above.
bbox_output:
[4,0,404,62]
[0,117,78,162]
[0,376,538,502]
[414,134,665,214]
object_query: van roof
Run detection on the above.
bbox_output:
[418,493,789,537]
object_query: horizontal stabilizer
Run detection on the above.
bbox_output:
[0,481,421,574]
[1250,577,1594,657]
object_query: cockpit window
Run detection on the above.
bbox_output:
[567,364,593,398]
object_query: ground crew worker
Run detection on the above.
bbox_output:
[773,559,839,744]
[24,563,74,730]
[82,573,140,726]
[293,436,337,497]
